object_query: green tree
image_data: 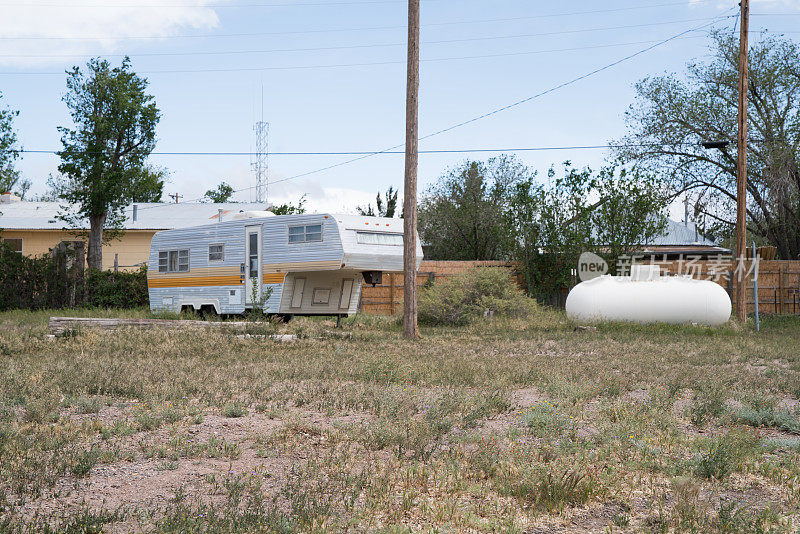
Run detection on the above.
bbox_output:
[270,195,307,215]
[132,165,167,202]
[204,181,234,203]
[0,92,30,198]
[357,186,399,217]
[419,155,529,260]
[617,31,800,259]
[55,57,161,270]
[507,162,667,299]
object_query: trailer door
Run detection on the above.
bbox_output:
[244,224,263,306]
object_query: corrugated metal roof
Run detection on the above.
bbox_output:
[1,201,723,249]
[649,219,718,246]
[0,201,273,230]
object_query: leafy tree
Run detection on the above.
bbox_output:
[204,181,234,203]
[507,162,667,299]
[270,195,307,215]
[132,165,167,202]
[419,155,530,260]
[357,186,399,217]
[55,57,161,270]
[617,31,800,259]
[0,170,30,199]
[0,92,30,198]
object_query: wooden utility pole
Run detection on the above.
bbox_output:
[402,0,420,339]
[735,0,749,322]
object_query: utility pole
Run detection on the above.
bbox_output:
[735,0,749,323]
[169,193,182,203]
[402,0,420,339]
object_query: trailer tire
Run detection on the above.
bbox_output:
[199,305,218,320]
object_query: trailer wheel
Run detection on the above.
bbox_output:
[199,305,218,320]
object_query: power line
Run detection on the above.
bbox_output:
[262,14,733,189]
[0,0,719,41]
[0,35,712,75]
[127,13,733,213]
[17,143,699,157]
[0,17,725,59]
[126,143,698,213]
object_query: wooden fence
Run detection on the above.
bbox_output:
[359,258,800,316]
[360,260,513,315]
[657,259,800,315]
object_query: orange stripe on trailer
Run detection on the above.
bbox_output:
[262,273,287,284]
[147,276,243,288]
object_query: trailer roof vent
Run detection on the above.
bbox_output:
[231,210,275,220]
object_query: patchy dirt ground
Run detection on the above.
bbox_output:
[1,312,800,532]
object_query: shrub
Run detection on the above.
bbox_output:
[695,430,761,480]
[222,401,248,418]
[732,406,800,435]
[502,468,594,512]
[418,267,537,325]
[0,241,148,310]
[70,447,100,477]
[84,266,148,309]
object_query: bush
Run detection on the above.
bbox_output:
[695,430,761,480]
[418,267,537,325]
[85,266,148,308]
[0,241,148,310]
[0,241,79,310]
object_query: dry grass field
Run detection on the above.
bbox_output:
[1,307,799,532]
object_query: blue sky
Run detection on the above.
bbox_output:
[1,0,799,215]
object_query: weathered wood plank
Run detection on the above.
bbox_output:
[49,317,260,335]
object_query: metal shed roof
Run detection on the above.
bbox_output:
[0,201,273,231]
[648,219,718,247]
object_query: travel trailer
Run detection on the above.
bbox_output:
[147,212,421,317]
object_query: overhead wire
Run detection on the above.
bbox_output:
[0,0,721,41]
[0,33,717,76]
[263,13,735,189]
[0,17,726,60]
[18,143,707,157]
[126,13,735,211]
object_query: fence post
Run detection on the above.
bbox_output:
[114,253,119,273]
[753,243,759,331]
[389,273,395,315]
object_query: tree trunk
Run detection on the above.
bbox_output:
[87,213,106,271]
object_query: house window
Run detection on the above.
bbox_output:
[1,238,22,254]
[158,249,189,273]
[288,224,323,244]
[209,244,224,262]
[356,232,403,246]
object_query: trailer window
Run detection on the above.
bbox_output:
[288,224,323,244]
[209,244,224,262]
[159,249,189,272]
[357,232,403,246]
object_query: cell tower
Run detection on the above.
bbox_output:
[252,121,269,204]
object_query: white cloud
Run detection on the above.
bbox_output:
[267,178,377,214]
[0,0,221,67]
[168,161,378,214]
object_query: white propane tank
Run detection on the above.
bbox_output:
[565,265,732,326]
